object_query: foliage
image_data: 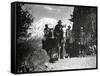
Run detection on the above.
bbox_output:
[16,3,33,40]
[71,7,97,44]
[16,39,49,73]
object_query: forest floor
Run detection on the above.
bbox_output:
[46,56,96,71]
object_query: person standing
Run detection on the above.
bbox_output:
[79,26,85,56]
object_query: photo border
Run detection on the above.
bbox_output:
[11,1,98,74]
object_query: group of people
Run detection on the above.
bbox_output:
[42,20,97,61]
[44,20,71,42]
[42,20,72,61]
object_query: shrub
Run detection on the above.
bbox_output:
[16,39,49,73]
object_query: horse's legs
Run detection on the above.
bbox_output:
[49,49,51,60]
[81,45,85,57]
[65,39,70,57]
[46,49,50,57]
[47,49,52,62]
[63,43,66,59]
[61,43,65,59]
[58,45,61,60]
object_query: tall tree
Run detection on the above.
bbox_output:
[16,3,34,40]
[70,7,97,45]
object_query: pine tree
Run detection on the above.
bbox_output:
[16,3,34,40]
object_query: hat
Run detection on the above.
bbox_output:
[58,20,62,24]
[45,24,48,27]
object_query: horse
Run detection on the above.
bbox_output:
[42,25,68,61]
[61,26,67,59]
[65,27,73,57]
[42,28,58,62]
[53,25,68,60]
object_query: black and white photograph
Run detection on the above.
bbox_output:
[11,2,97,74]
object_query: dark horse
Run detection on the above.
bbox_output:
[42,28,57,62]
[42,28,66,62]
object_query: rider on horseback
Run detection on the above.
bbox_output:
[54,20,63,60]
[54,20,63,41]
[42,24,50,49]
[44,24,50,39]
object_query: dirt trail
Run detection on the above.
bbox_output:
[46,56,96,71]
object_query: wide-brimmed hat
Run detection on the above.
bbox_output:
[45,24,48,27]
[58,20,62,24]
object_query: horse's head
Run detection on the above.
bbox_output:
[62,26,67,38]
[49,28,54,38]
[50,28,53,33]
